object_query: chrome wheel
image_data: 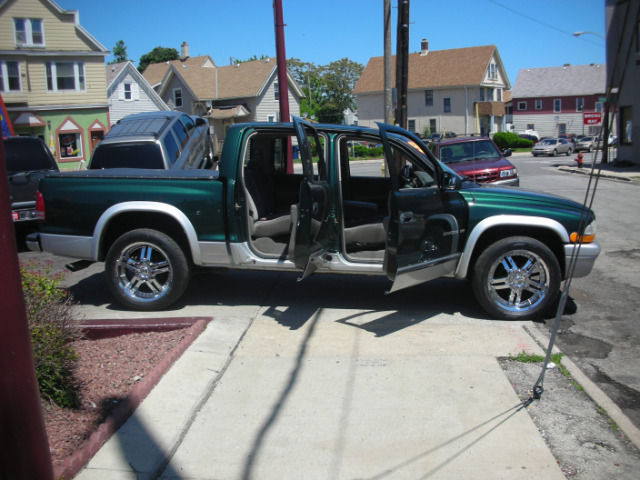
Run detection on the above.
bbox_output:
[487,249,550,313]
[115,241,173,303]
[105,229,190,311]
[472,236,560,320]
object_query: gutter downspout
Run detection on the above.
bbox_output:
[464,86,468,135]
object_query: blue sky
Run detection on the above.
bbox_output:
[57,0,605,87]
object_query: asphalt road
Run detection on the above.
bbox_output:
[509,151,640,430]
[15,151,640,432]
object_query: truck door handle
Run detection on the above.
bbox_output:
[400,212,415,224]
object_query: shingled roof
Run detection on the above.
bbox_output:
[511,64,606,98]
[143,56,292,101]
[354,45,500,94]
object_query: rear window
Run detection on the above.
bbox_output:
[89,143,164,169]
[4,138,56,173]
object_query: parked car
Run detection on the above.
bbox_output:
[427,136,518,186]
[88,111,214,170]
[594,135,618,150]
[426,131,457,142]
[575,136,595,152]
[531,138,573,157]
[4,136,59,226]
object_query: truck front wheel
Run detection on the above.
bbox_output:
[471,237,560,320]
[105,229,190,311]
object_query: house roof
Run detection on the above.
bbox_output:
[142,55,214,88]
[354,45,500,94]
[511,64,606,98]
[143,56,301,101]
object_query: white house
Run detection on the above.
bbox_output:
[106,61,169,126]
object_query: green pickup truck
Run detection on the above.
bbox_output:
[27,118,600,320]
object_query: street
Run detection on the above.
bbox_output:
[16,150,640,433]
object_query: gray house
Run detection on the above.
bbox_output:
[142,44,303,155]
[605,0,639,164]
[511,64,607,139]
[106,61,169,126]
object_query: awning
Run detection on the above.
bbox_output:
[13,112,46,127]
[208,105,251,119]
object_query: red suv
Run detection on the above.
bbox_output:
[428,136,519,186]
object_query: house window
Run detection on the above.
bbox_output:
[267,114,276,122]
[479,88,484,101]
[408,119,416,133]
[487,88,494,101]
[0,61,21,92]
[621,106,632,145]
[487,63,497,80]
[274,82,279,100]
[558,123,567,135]
[14,18,44,47]
[517,101,527,111]
[124,83,132,100]
[497,89,502,101]
[576,98,584,112]
[173,88,183,107]
[553,99,561,113]
[46,62,85,91]
[429,118,437,134]
[535,100,542,110]
[443,98,451,113]
[425,89,433,106]
[595,101,603,112]
[527,124,535,130]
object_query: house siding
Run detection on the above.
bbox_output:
[1,0,109,170]
[107,70,169,126]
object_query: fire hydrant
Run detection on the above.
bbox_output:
[574,152,583,168]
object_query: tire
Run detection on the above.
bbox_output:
[471,236,561,320]
[105,229,191,311]
[551,149,557,157]
[566,148,573,156]
[588,146,593,152]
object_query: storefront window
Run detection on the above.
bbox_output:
[59,132,82,159]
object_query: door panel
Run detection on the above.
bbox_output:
[377,123,468,293]
[291,116,331,278]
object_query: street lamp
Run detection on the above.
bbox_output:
[573,31,605,39]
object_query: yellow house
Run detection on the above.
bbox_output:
[0,0,109,169]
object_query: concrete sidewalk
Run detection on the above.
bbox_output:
[74,310,570,480]
[557,158,640,182]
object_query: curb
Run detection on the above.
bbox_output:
[53,317,211,480]
[525,323,640,450]
[557,165,637,183]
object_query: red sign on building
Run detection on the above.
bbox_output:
[583,112,602,125]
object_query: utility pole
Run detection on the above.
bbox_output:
[395,0,409,129]
[0,136,54,479]
[383,0,393,125]
[273,0,293,173]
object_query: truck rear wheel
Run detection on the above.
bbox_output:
[471,236,560,320]
[105,229,190,311]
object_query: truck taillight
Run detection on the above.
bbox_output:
[35,191,45,220]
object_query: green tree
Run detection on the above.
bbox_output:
[108,40,128,64]
[138,46,180,73]
[287,57,364,124]
[233,54,269,63]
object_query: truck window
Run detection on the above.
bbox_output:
[163,132,181,166]
[90,143,164,169]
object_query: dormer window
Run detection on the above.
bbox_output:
[487,63,497,80]
[14,18,44,47]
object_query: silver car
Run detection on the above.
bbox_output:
[575,136,595,152]
[531,138,573,157]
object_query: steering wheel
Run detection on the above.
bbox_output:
[399,164,420,188]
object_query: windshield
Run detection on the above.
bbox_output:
[90,143,164,169]
[438,140,500,164]
[539,140,556,145]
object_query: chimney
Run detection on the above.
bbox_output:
[420,38,429,56]
[180,42,189,61]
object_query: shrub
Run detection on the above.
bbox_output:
[20,259,82,408]
[352,144,384,158]
[493,131,533,149]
